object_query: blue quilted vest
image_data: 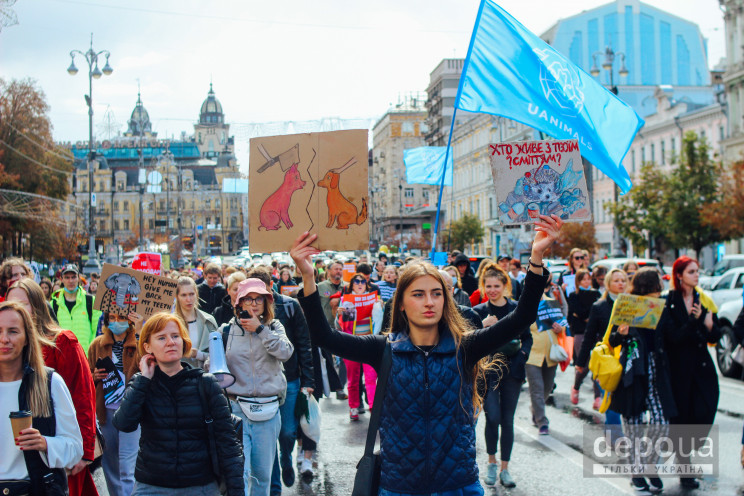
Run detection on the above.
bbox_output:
[379,329,478,493]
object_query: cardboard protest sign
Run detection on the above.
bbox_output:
[609,294,666,329]
[95,263,178,318]
[249,129,369,252]
[338,292,378,335]
[342,262,357,283]
[131,252,162,275]
[563,274,576,296]
[280,285,300,296]
[536,299,568,332]
[489,139,591,225]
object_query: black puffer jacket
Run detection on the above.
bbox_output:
[273,292,315,389]
[113,363,244,495]
[453,254,478,295]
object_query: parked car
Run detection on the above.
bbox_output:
[699,254,744,290]
[706,267,744,309]
[715,298,744,379]
[468,256,491,275]
[590,257,661,272]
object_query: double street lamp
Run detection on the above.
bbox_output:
[591,45,628,256]
[67,33,113,274]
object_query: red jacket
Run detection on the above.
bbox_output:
[469,289,487,307]
[43,330,97,461]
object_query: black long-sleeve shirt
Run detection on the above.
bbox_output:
[298,269,548,371]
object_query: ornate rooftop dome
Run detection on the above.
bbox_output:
[199,83,224,125]
[127,92,152,136]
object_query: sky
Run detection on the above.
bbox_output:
[0,0,727,172]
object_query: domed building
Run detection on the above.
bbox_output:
[195,83,232,159]
[124,92,157,138]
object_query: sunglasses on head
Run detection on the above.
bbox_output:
[352,278,366,284]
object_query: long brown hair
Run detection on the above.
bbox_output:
[386,261,497,414]
[175,276,199,321]
[7,279,62,341]
[477,262,512,299]
[0,301,52,417]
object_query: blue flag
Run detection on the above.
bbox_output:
[456,0,643,193]
[403,147,453,186]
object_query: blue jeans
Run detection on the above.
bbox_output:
[132,481,219,495]
[101,407,140,496]
[231,400,282,496]
[270,379,300,493]
[378,481,484,496]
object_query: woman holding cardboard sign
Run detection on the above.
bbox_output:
[290,215,562,496]
[88,311,142,496]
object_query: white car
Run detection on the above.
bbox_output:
[699,254,744,289]
[707,267,744,309]
[715,298,744,378]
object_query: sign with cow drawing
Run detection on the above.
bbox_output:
[94,263,178,318]
[248,129,369,252]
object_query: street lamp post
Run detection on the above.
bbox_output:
[591,45,628,256]
[398,184,403,253]
[68,33,113,274]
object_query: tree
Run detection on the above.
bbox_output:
[607,162,672,256]
[552,222,598,258]
[665,132,722,258]
[447,213,485,252]
[0,78,75,260]
[701,159,744,241]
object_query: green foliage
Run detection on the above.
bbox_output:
[447,212,485,252]
[607,132,723,258]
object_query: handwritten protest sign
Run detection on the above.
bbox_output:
[95,263,178,318]
[248,129,369,252]
[342,263,357,283]
[338,292,378,335]
[536,299,567,332]
[489,139,591,225]
[609,294,666,329]
[131,252,162,275]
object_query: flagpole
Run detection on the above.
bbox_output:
[430,0,486,260]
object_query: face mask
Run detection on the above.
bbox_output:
[63,286,77,294]
[109,321,129,335]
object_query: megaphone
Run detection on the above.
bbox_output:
[208,331,236,388]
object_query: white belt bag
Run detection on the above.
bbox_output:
[237,395,279,422]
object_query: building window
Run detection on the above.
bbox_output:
[402,122,414,134]
[720,125,725,141]
[149,219,154,229]
[206,217,211,226]
[641,146,646,163]
[99,220,106,231]
[489,197,494,218]
[650,144,655,163]
[113,201,119,211]
[701,129,706,140]
[123,200,129,210]
[205,199,211,209]
[124,219,129,230]
[231,216,237,228]
[631,149,636,172]
[661,141,666,165]
[114,220,119,230]
[404,188,414,198]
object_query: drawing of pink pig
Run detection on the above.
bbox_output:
[258,163,306,230]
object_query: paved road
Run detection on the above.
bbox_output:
[93,367,744,495]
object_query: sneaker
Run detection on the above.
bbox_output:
[500,469,516,488]
[679,478,699,489]
[281,464,295,488]
[358,405,366,414]
[350,408,359,420]
[593,397,602,411]
[631,477,651,495]
[300,458,314,477]
[336,390,348,400]
[296,447,304,466]
[648,477,663,494]
[570,387,579,405]
[483,463,498,486]
[539,425,549,435]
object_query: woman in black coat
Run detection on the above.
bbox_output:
[567,269,601,407]
[608,269,676,494]
[114,313,244,496]
[663,256,721,490]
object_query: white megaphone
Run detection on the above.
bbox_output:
[208,331,236,388]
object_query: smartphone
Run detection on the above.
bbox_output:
[240,309,251,319]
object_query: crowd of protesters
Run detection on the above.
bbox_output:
[0,219,741,496]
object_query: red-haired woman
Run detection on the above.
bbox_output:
[664,255,721,490]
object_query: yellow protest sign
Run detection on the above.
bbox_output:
[609,294,666,329]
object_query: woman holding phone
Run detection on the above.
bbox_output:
[289,215,562,496]
[221,278,293,496]
[87,312,142,496]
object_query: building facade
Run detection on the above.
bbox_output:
[720,0,744,162]
[61,86,245,262]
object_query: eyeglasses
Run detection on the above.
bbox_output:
[574,256,586,260]
[242,296,265,305]
[352,278,366,284]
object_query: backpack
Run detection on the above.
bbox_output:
[52,292,94,325]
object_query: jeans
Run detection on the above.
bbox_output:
[231,400,282,496]
[270,379,300,493]
[525,363,557,428]
[482,375,522,461]
[572,334,600,398]
[132,481,220,495]
[344,359,377,409]
[378,481,484,496]
[101,407,140,496]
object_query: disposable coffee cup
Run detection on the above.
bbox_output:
[9,410,32,439]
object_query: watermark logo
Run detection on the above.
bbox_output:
[533,47,585,118]
[582,424,719,478]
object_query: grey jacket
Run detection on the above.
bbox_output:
[183,309,219,369]
[223,317,294,402]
